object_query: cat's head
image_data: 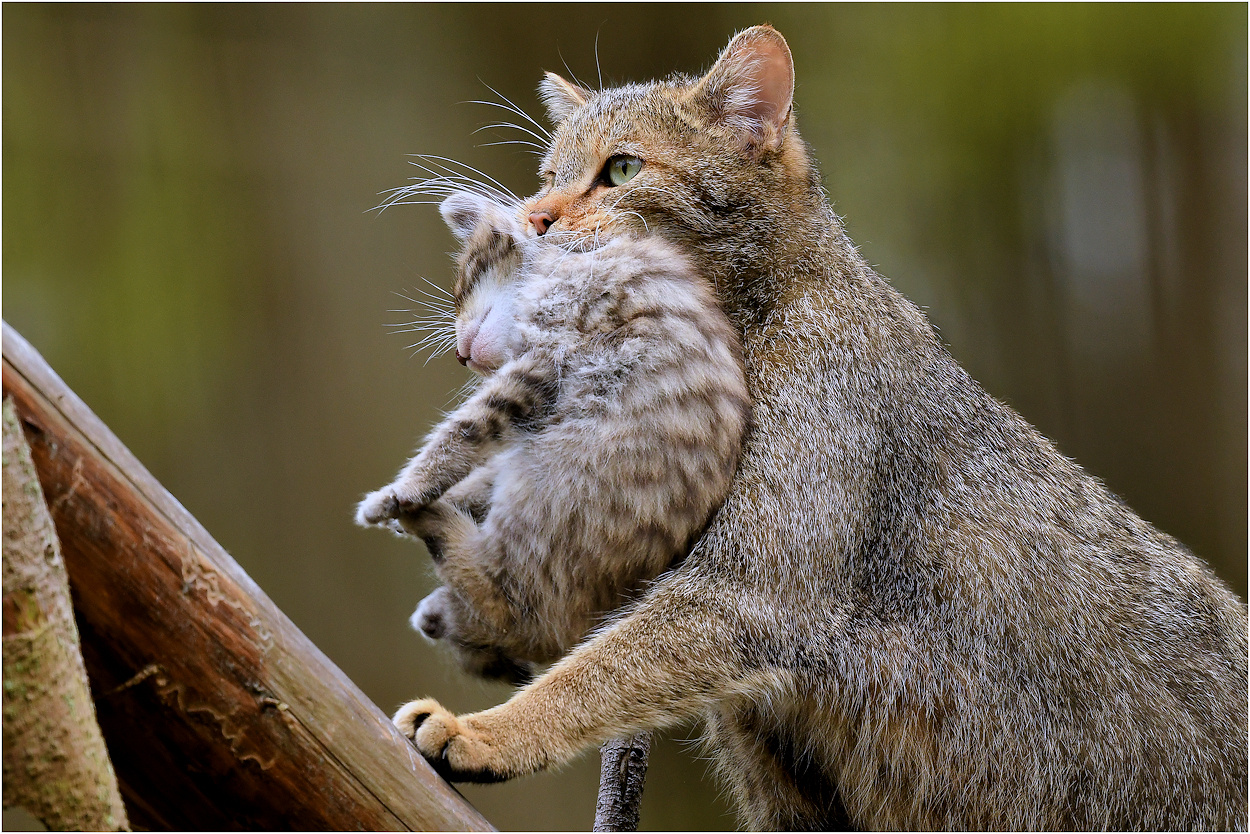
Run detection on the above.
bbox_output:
[520,25,816,281]
[438,191,529,374]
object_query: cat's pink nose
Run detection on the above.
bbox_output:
[455,350,468,366]
[529,211,555,236]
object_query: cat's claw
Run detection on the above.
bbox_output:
[394,698,511,783]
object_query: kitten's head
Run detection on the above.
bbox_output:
[521,25,817,285]
[439,191,529,374]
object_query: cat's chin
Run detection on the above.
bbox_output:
[547,237,604,254]
[540,229,618,254]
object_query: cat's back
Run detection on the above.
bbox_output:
[686,252,1247,829]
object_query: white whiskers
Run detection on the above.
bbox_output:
[472,81,553,140]
[375,155,521,214]
[387,279,458,363]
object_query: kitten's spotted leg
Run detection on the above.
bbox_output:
[394,576,768,781]
[395,499,517,636]
[439,460,497,523]
[356,354,556,526]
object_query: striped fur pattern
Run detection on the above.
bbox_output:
[357,192,750,681]
[384,25,1248,830]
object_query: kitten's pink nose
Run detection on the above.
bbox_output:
[529,211,555,236]
[455,350,468,366]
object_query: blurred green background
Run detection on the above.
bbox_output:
[3,4,1244,830]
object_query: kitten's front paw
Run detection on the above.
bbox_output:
[357,483,442,528]
[393,699,513,783]
[355,488,400,526]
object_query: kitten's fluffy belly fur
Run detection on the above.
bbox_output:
[359,193,749,677]
[377,26,1246,832]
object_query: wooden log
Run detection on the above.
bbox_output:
[1,321,493,832]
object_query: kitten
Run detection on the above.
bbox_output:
[384,25,1247,831]
[357,191,750,681]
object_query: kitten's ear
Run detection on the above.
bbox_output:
[440,192,489,241]
[440,192,525,243]
[688,25,795,157]
[538,72,591,125]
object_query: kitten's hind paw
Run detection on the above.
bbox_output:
[393,698,513,783]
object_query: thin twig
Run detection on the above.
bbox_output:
[593,731,651,832]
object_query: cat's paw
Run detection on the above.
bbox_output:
[394,697,444,739]
[393,698,512,783]
[356,484,440,528]
[355,488,401,526]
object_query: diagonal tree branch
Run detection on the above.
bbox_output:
[2,321,493,831]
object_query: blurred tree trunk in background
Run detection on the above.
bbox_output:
[3,397,129,832]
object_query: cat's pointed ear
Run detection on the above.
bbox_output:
[688,25,795,157]
[538,72,591,125]
[440,192,490,241]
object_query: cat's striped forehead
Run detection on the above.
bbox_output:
[541,79,694,181]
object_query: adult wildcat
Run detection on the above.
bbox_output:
[388,25,1246,830]
[358,191,749,682]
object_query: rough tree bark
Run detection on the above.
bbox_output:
[593,732,651,832]
[3,397,129,831]
[1,321,492,831]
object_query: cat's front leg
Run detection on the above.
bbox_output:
[393,577,765,781]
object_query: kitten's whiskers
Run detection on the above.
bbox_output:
[388,286,458,363]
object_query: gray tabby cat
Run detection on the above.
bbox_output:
[381,25,1247,831]
[357,191,750,681]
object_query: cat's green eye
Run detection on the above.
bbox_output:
[604,155,642,187]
